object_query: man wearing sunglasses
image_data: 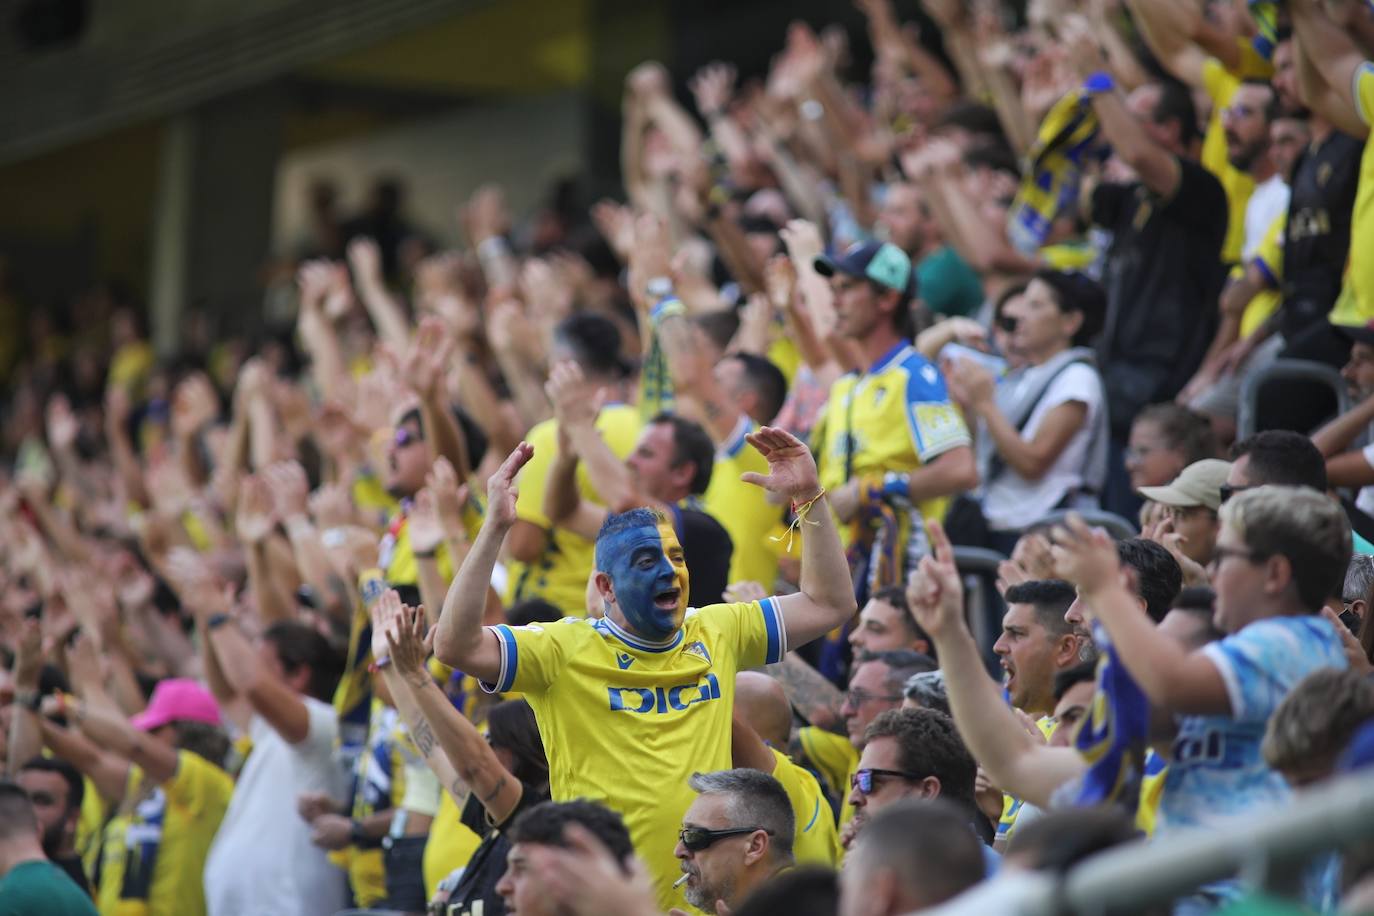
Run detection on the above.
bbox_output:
[673,769,795,915]
[843,707,994,874]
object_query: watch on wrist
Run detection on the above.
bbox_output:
[205,612,232,631]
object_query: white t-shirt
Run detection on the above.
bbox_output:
[1356,443,1374,517]
[982,362,1105,531]
[203,697,349,916]
[1244,174,1290,259]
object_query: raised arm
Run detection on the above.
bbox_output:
[746,427,858,646]
[381,593,524,822]
[1290,0,1373,137]
[1125,0,1214,89]
[188,579,313,744]
[433,443,533,679]
[65,646,180,785]
[1065,16,1184,199]
[908,520,1087,806]
[404,316,472,482]
[1052,515,1230,715]
[547,361,649,516]
[346,237,411,351]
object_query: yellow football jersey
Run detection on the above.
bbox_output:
[770,749,841,866]
[703,417,783,588]
[1201,58,1256,265]
[482,598,788,908]
[796,725,859,828]
[96,751,234,916]
[1242,211,1287,338]
[506,405,642,616]
[1350,62,1374,322]
[814,342,971,554]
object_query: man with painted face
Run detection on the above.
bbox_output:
[544,361,733,606]
[433,428,857,909]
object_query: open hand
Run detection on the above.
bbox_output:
[385,598,435,683]
[235,474,277,545]
[1050,513,1123,597]
[741,427,821,503]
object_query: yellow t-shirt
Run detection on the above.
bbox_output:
[96,751,234,916]
[1201,58,1256,265]
[77,776,106,881]
[506,405,642,616]
[814,342,971,557]
[769,749,841,866]
[422,791,483,901]
[483,599,788,908]
[1241,210,1287,338]
[702,417,783,588]
[1349,62,1374,321]
[796,725,858,828]
[767,336,802,389]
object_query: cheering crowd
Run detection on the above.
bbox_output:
[6,0,1374,912]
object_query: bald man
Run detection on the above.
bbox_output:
[732,673,841,865]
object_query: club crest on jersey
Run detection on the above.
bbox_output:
[682,640,712,665]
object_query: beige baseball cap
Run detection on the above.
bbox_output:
[1138,459,1233,511]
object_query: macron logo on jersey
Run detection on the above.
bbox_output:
[608,673,721,714]
[616,652,635,670]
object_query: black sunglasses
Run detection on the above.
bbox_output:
[851,767,927,795]
[678,825,773,853]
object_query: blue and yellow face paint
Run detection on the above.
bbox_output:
[601,517,691,640]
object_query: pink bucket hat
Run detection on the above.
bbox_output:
[130,679,222,731]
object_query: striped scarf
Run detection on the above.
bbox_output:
[1008,89,1106,256]
[640,295,687,422]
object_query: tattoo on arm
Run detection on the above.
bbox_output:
[480,774,509,804]
[768,655,844,728]
[412,720,437,759]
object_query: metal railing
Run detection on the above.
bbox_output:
[1237,358,1351,439]
[938,770,1374,915]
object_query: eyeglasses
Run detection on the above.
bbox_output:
[678,825,773,853]
[1222,103,1259,119]
[851,768,926,796]
[1218,484,1252,504]
[394,427,422,449]
[844,688,904,707]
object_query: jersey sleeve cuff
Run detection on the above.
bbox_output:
[1252,256,1279,289]
[720,415,754,459]
[915,432,973,464]
[479,624,518,694]
[1353,62,1374,127]
[1201,642,1245,719]
[760,596,787,665]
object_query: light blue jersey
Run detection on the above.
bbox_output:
[1162,616,1345,912]
[1162,615,1346,832]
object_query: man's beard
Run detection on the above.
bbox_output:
[684,870,735,911]
[1227,136,1265,173]
[40,821,64,859]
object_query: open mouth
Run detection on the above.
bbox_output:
[654,587,681,611]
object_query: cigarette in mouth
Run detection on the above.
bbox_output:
[673,874,690,889]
